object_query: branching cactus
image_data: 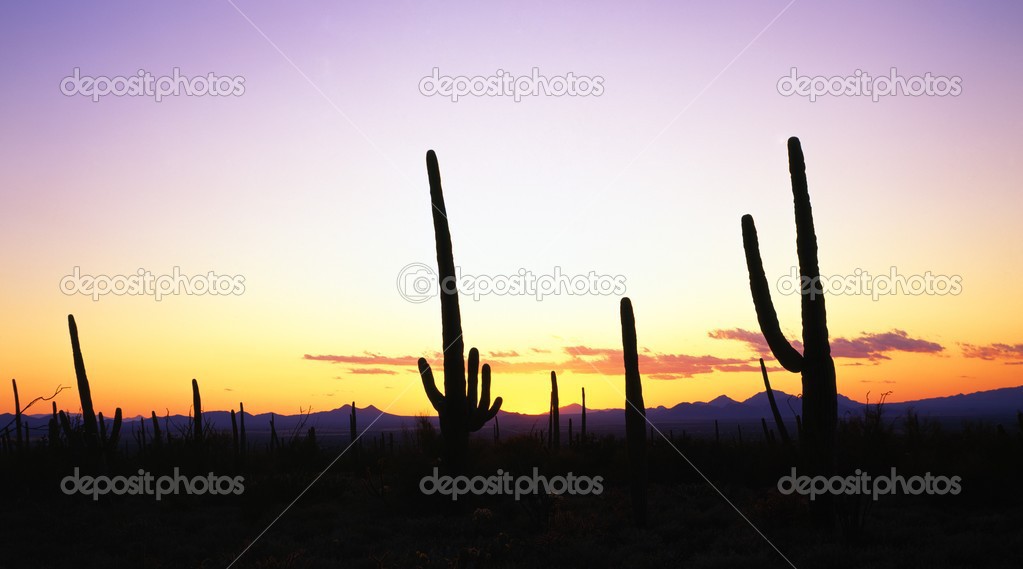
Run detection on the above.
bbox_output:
[741,137,837,502]
[417,150,503,470]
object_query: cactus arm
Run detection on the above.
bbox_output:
[468,363,501,431]
[741,215,805,372]
[466,348,480,412]
[476,362,502,424]
[477,363,493,415]
[418,358,445,413]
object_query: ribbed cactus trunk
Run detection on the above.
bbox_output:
[68,315,99,450]
[418,150,502,472]
[231,410,239,456]
[239,402,247,456]
[108,408,122,451]
[151,411,163,449]
[581,387,587,445]
[742,137,837,523]
[269,413,278,451]
[191,379,203,443]
[349,402,358,446]
[550,371,560,450]
[621,298,648,528]
[49,402,59,449]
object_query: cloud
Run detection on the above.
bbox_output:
[831,330,943,360]
[560,346,752,378]
[489,350,520,358]
[308,344,759,380]
[710,328,943,361]
[531,348,551,354]
[960,342,1023,361]
[708,328,784,355]
[303,352,418,366]
[348,368,399,375]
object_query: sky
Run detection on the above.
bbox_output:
[1,1,1021,419]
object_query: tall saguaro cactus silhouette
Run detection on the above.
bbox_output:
[741,137,837,509]
[68,315,99,449]
[191,378,203,443]
[549,371,560,449]
[417,150,503,470]
[621,297,648,528]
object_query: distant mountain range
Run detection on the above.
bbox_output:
[7,386,1022,439]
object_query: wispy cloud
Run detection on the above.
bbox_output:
[303,352,418,366]
[710,328,944,361]
[961,342,1023,362]
[489,350,520,358]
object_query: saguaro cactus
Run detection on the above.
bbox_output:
[150,411,163,449]
[760,358,791,446]
[231,409,239,456]
[621,297,648,528]
[417,150,503,470]
[191,378,203,443]
[68,315,99,449]
[12,379,22,451]
[581,387,587,445]
[49,402,60,449]
[742,137,837,517]
[550,371,560,449]
[239,402,247,455]
[349,401,358,446]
